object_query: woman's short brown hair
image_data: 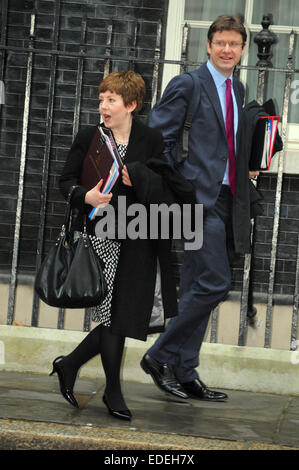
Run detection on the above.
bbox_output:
[207,15,247,45]
[99,71,146,114]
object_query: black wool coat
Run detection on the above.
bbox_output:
[232,100,278,254]
[59,118,196,341]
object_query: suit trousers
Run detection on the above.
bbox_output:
[147,185,233,383]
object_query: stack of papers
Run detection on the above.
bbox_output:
[249,115,280,171]
[98,126,123,194]
[259,116,280,170]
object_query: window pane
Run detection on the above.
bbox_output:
[252,0,299,26]
[186,28,209,70]
[246,33,299,123]
[185,0,246,22]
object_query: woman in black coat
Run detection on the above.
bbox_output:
[50,71,196,421]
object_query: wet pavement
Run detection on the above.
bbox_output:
[0,370,299,451]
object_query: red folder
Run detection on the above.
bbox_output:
[80,126,114,191]
[249,116,280,170]
[80,125,123,220]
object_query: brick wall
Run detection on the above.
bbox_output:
[0,0,298,300]
[230,174,299,297]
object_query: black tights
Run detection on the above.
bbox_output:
[61,324,127,411]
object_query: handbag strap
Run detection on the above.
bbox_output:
[62,185,88,235]
[66,185,78,230]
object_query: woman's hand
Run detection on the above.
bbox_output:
[249,171,260,180]
[122,165,133,186]
[84,179,112,207]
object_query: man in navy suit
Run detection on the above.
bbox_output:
[141,15,260,400]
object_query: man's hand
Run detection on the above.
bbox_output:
[84,179,112,207]
[249,171,260,180]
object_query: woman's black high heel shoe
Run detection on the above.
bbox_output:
[103,395,132,421]
[50,356,79,409]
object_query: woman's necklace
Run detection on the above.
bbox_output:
[113,120,132,146]
[114,136,129,145]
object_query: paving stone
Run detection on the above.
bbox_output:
[0,370,299,450]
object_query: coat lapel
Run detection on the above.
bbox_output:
[124,118,146,164]
[199,64,244,150]
[198,64,227,139]
[233,78,244,153]
[233,79,243,120]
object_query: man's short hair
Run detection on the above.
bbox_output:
[207,15,247,45]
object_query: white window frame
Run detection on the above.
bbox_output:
[163,0,299,172]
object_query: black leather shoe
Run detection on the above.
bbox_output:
[181,378,228,401]
[140,354,189,399]
[103,395,132,421]
[49,356,79,408]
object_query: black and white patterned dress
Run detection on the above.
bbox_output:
[89,143,127,326]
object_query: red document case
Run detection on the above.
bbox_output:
[80,125,123,220]
[249,115,280,171]
[80,126,115,191]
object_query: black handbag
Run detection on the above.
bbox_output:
[34,186,107,308]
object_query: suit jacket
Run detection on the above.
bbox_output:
[149,62,260,254]
[59,118,196,340]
